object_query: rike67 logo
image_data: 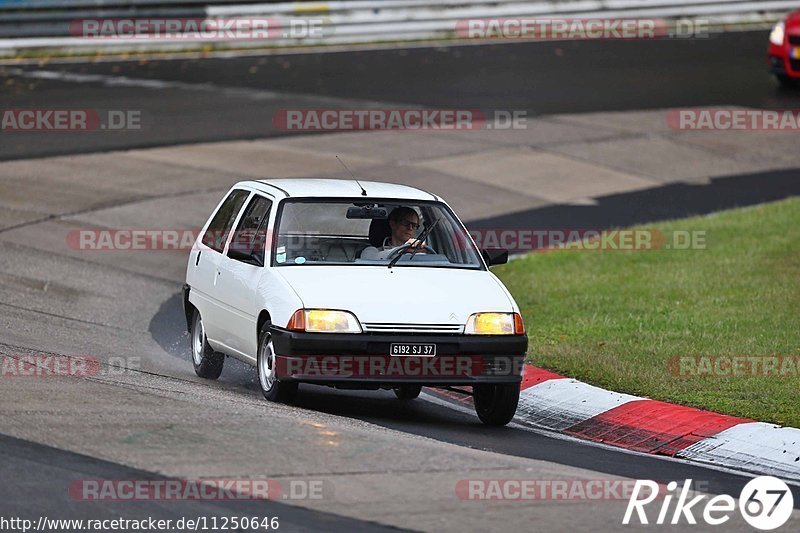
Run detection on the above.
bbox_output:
[623,477,794,530]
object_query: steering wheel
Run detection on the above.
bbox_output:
[386,243,437,260]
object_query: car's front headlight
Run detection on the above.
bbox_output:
[287,309,362,333]
[770,21,785,46]
[465,312,525,335]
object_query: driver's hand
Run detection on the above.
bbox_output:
[405,239,427,253]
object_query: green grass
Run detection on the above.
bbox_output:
[495,197,800,427]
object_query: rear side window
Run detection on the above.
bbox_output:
[202,189,249,252]
[228,195,272,265]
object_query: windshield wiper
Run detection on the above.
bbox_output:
[388,216,440,268]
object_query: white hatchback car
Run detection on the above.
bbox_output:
[183,179,527,425]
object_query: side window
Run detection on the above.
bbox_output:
[202,189,249,253]
[228,195,272,265]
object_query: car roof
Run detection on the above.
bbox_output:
[244,178,439,201]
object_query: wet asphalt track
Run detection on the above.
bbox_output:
[0,434,398,532]
[152,293,800,504]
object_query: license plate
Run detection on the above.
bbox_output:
[390,343,436,356]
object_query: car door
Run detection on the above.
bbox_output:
[214,193,274,361]
[187,188,250,348]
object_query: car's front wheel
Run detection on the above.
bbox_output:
[393,384,422,400]
[473,383,519,426]
[191,310,224,379]
[257,322,298,403]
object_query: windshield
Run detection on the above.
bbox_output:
[273,200,483,269]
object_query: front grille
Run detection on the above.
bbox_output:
[788,35,800,45]
[362,323,463,334]
[791,59,800,73]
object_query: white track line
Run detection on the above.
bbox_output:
[3,67,405,108]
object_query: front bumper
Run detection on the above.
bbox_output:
[270,327,528,385]
[769,41,800,78]
[769,55,790,76]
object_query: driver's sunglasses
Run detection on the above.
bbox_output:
[399,220,420,230]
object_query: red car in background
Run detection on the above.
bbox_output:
[769,11,800,87]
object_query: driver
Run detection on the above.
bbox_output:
[361,206,426,260]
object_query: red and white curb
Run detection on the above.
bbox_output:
[433,365,800,482]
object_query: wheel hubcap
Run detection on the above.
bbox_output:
[259,335,276,392]
[192,315,204,365]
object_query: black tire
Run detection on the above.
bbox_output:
[190,310,224,379]
[393,384,422,400]
[257,322,298,403]
[473,383,520,426]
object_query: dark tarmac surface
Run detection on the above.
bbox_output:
[2,30,799,161]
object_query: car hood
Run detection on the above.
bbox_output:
[274,266,515,327]
[787,10,800,29]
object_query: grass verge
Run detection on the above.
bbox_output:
[495,197,800,427]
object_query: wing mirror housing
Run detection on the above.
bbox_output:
[482,248,509,267]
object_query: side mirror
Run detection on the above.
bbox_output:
[228,247,263,266]
[482,248,508,267]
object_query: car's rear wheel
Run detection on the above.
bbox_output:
[257,322,298,403]
[473,383,519,426]
[393,384,422,400]
[191,310,224,379]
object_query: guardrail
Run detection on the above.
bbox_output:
[0,0,795,56]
